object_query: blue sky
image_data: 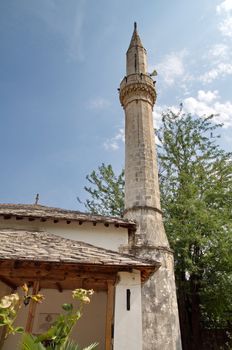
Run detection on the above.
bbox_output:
[0,0,232,210]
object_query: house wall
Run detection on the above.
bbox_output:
[1,287,107,350]
[0,218,128,251]
[114,270,142,350]
[0,281,11,298]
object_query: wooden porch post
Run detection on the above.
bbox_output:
[105,280,114,350]
[25,281,40,333]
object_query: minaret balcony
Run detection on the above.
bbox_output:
[120,73,154,89]
[119,73,156,108]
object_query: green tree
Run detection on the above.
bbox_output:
[80,110,232,349]
[78,163,124,217]
[157,110,232,349]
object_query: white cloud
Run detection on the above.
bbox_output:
[199,62,232,83]
[153,106,164,129]
[217,0,232,13]
[152,92,232,129]
[219,17,232,37]
[217,0,232,38]
[209,44,229,60]
[198,42,232,83]
[103,128,125,151]
[155,50,187,86]
[197,90,219,103]
[184,97,215,117]
[183,90,232,128]
[88,97,110,110]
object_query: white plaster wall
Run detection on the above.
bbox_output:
[1,288,107,350]
[0,218,128,251]
[114,270,142,350]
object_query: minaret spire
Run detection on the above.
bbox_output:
[127,23,147,75]
[128,22,143,48]
[119,24,182,350]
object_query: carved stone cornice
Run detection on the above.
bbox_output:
[119,74,156,108]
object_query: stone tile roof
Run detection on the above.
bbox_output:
[0,229,158,270]
[0,203,136,229]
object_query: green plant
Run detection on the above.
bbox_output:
[0,287,98,350]
[0,285,44,338]
[35,289,95,349]
[0,293,23,336]
[21,334,98,350]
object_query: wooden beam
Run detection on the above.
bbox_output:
[0,276,17,290]
[0,269,117,282]
[40,218,47,222]
[28,217,35,221]
[25,281,40,333]
[0,262,117,291]
[105,280,114,350]
[0,264,118,282]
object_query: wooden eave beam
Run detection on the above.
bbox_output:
[0,259,158,284]
[0,261,119,291]
[0,213,136,229]
[3,215,11,220]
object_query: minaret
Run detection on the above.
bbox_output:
[119,23,182,350]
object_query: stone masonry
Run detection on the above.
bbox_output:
[119,23,182,350]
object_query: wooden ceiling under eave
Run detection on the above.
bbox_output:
[0,259,157,293]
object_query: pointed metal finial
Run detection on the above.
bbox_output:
[134,22,137,31]
[35,193,39,205]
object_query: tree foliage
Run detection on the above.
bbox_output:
[78,163,124,217]
[80,110,232,348]
[157,110,232,349]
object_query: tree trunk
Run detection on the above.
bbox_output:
[190,280,202,350]
[177,274,192,350]
[177,274,202,350]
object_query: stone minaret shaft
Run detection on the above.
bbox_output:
[120,23,182,350]
[120,23,168,247]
